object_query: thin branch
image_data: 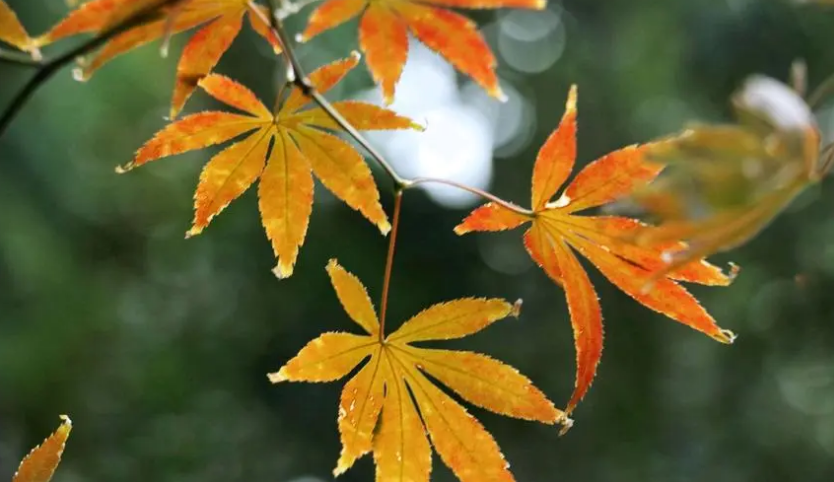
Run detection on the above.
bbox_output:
[379,190,404,340]
[0,48,43,68]
[0,0,181,138]
[408,177,535,216]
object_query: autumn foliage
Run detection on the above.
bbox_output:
[12,416,72,482]
[3,0,834,480]
[272,260,568,481]
[455,86,736,412]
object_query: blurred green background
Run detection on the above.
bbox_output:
[3,0,834,480]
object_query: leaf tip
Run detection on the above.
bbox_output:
[71,66,90,83]
[184,226,203,239]
[557,413,574,436]
[326,258,340,272]
[377,219,392,236]
[333,457,352,477]
[453,223,469,236]
[728,262,741,282]
[272,260,294,279]
[510,299,523,318]
[114,163,134,174]
[713,328,737,344]
[267,370,287,383]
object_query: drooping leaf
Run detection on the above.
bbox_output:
[36,0,281,118]
[628,75,825,279]
[271,259,567,482]
[13,415,72,482]
[455,86,736,414]
[300,0,546,104]
[0,0,39,56]
[122,55,420,278]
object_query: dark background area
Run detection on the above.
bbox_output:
[2,0,834,481]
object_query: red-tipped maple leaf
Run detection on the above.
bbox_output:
[271,259,568,482]
[36,0,280,118]
[121,54,420,278]
[0,0,39,57]
[13,415,72,482]
[455,86,737,413]
[300,0,546,104]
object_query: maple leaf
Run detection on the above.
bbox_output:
[271,259,567,482]
[121,54,420,278]
[13,415,72,482]
[0,0,40,57]
[629,75,829,279]
[299,0,546,104]
[36,0,281,118]
[455,86,737,413]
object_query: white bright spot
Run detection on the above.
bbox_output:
[390,107,493,207]
[462,81,536,158]
[498,8,565,74]
[360,41,495,208]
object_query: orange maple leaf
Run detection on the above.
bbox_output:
[13,415,72,482]
[36,0,281,118]
[455,86,737,413]
[300,0,546,104]
[121,54,420,278]
[0,0,39,57]
[272,259,567,482]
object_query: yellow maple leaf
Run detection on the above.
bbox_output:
[13,415,72,482]
[121,54,420,278]
[0,0,39,57]
[271,259,569,482]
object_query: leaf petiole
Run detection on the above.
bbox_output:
[379,189,404,341]
[406,177,534,217]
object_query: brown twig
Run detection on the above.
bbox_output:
[408,177,535,216]
[378,190,404,340]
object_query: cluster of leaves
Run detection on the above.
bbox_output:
[4,0,834,480]
[12,416,72,482]
[455,87,736,411]
[628,75,834,279]
[119,53,420,277]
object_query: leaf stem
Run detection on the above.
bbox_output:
[406,177,535,216]
[0,0,182,139]
[379,190,404,340]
